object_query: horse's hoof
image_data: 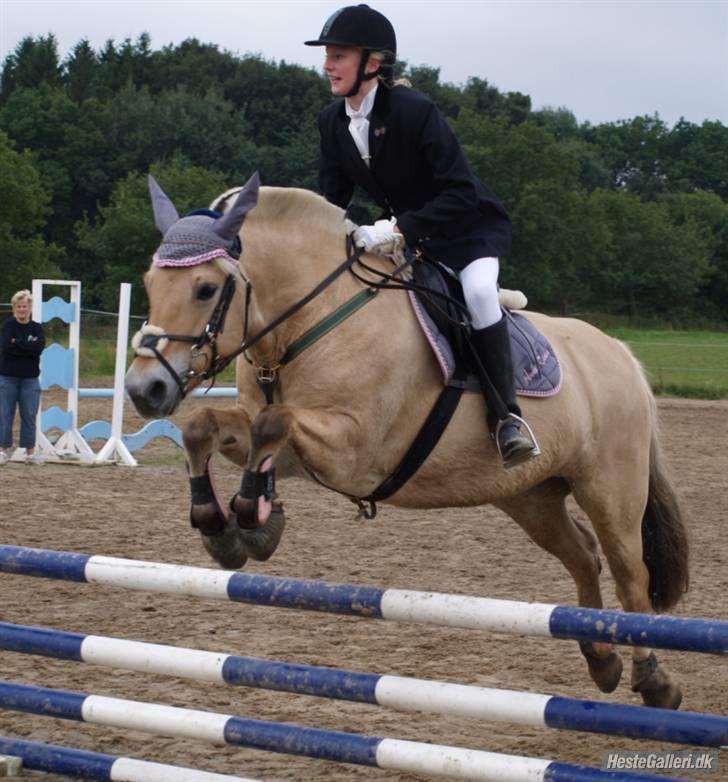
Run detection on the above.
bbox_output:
[239,503,286,562]
[200,519,249,570]
[230,493,258,529]
[190,502,227,535]
[579,642,623,693]
[632,654,682,709]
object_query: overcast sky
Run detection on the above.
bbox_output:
[1,0,726,127]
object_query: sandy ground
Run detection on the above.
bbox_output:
[0,393,726,781]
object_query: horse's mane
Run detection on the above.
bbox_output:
[212,185,346,236]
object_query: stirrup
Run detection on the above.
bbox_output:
[495,414,541,469]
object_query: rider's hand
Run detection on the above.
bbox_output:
[353,218,404,254]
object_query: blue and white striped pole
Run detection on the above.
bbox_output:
[0,736,263,782]
[0,681,695,782]
[0,621,725,748]
[0,545,725,654]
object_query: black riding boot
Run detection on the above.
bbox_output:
[470,316,540,468]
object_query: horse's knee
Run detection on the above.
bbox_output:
[250,405,294,455]
[183,409,220,451]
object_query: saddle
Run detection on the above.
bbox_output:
[410,259,562,397]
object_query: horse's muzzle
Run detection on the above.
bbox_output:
[125,363,183,418]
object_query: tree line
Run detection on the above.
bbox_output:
[1,33,726,323]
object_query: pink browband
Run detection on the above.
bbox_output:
[152,249,238,268]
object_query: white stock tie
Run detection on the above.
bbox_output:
[346,85,377,168]
[348,111,371,167]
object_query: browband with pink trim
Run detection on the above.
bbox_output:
[152,248,238,268]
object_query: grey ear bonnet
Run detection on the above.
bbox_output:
[148,173,260,267]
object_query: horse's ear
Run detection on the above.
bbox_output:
[148,174,180,234]
[212,172,260,241]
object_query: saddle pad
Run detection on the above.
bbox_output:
[407,290,562,397]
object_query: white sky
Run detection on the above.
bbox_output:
[1,0,726,127]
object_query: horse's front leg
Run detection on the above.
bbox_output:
[227,402,367,566]
[183,406,253,569]
[225,404,294,563]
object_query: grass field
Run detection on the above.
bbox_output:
[604,329,728,399]
[71,328,728,400]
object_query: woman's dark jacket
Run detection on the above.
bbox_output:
[0,319,45,378]
[317,84,512,270]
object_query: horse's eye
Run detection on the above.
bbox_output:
[197,283,218,302]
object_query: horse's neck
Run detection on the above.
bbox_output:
[240,220,352,360]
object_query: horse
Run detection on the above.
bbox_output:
[125,173,689,711]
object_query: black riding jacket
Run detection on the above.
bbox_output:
[317,84,512,270]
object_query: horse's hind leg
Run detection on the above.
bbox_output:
[497,479,624,695]
[571,470,683,709]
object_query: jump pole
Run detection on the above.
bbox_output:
[0,545,725,654]
[0,620,724,748]
[0,681,693,782]
[94,282,136,466]
[0,736,263,782]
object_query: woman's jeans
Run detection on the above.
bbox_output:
[0,375,41,449]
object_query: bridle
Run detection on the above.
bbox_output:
[132,270,242,398]
[133,241,372,401]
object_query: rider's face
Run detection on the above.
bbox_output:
[324,45,365,97]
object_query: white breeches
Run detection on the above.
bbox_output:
[458,256,501,330]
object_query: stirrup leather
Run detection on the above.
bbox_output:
[494,414,541,469]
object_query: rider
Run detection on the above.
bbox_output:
[306,4,539,468]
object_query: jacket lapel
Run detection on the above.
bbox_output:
[333,90,391,208]
[368,86,391,168]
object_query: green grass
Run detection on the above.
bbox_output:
[604,329,728,399]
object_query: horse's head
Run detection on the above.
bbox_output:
[125,173,260,418]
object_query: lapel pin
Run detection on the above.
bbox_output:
[373,126,387,137]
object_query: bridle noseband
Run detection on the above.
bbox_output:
[132,270,243,398]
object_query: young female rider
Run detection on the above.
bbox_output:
[306,4,539,468]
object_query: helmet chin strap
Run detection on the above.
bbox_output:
[345,48,380,98]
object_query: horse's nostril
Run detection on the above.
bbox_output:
[147,380,168,406]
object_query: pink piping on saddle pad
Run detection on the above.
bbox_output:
[407,290,451,384]
[152,249,238,268]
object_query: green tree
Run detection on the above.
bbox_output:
[0,35,63,103]
[454,113,581,209]
[0,84,113,248]
[0,131,62,300]
[462,77,531,125]
[506,182,610,314]
[64,39,99,103]
[104,82,255,178]
[660,191,728,321]
[75,160,229,310]
[663,121,728,199]
[586,115,671,197]
[589,190,713,319]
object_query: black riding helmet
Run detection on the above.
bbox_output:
[305,4,397,97]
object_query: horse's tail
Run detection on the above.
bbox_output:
[642,394,690,612]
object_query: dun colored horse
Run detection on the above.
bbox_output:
[125,174,689,710]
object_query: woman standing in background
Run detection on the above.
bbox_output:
[0,290,45,465]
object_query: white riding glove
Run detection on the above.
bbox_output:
[352,218,404,254]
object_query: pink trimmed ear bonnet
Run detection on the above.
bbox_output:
[148,173,260,267]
